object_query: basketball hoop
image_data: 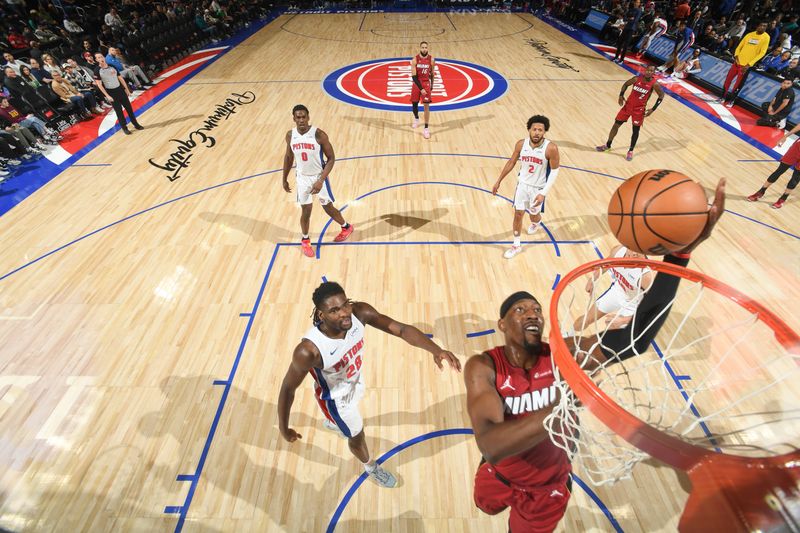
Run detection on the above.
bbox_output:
[545,258,800,531]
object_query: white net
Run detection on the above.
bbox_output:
[543,261,800,486]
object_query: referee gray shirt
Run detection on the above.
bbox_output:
[93,65,121,89]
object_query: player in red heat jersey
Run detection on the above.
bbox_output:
[596,65,665,161]
[464,178,726,533]
[411,41,436,139]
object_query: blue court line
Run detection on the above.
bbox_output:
[325,428,623,533]
[316,239,565,246]
[176,474,195,481]
[424,333,434,338]
[167,243,282,532]
[650,342,721,452]
[72,163,112,167]
[552,273,562,290]
[465,328,495,338]
[315,180,560,258]
[509,78,628,82]
[321,275,328,283]
[3,153,797,285]
[737,159,774,163]
[239,312,252,317]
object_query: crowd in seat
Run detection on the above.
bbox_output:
[0,0,271,182]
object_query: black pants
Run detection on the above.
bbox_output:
[757,102,790,126]
[0,135,26,159]
[614,28,634,60]
[107,85,139,129]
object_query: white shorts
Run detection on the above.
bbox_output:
[513,183,545,213]
[296,173,334,206]
[595,283,638,317]
[315,379,365,438]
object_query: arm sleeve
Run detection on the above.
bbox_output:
[540,167,559,196]
[411,75,423,90]
[601,254,691,361]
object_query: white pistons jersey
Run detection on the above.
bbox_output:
[291,126,324,177]
[517,138,551,188]
[608,246,650,298]
[304,315,365,401]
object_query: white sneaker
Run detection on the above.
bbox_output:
[778,118,787,129]
[503,245,522,259]
[412,118,419,128]
[526,223,540,235]
[423,127,430,139]
[367,465,398,488]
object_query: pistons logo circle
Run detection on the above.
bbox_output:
[323,58,508,112]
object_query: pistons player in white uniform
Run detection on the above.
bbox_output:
[492,115,561,259]
[282,104,354,258]
[637,14,668,57]
[573,244,655,332]
[278,281,461,488]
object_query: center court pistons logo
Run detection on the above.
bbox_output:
[323,58,508,112]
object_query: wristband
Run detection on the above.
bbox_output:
[671,252,691,259]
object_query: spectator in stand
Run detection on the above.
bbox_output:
[725,18,748,53]
[195,9,218,38]
[0,121,44,157]
[34,25,61,44]
[688,10,704,34]
[713,16,729,36]
[28,58,51,84]
[720,21,770,108]
[50,71,101,119]
[0,97,61,143]
[756,77,795,128]
[27,39,43,63]
[104,7,125,29]
[19,65,43,88]
[697,24,718,49]
[782,15,799,34]
[42,54,64,78]
[64,61,109,108]
[97,25,121,50]
[81,39,95,57]
[2,52,30,75]
[2,67,35,100]
[767,19,781,45]
[781,58,800,80]
[7,27,30,51]
[658,20,694,73]
[93,52,143,135]
[105,47,152,90]
[674,0,690,23]
[758,47,785,70]
[63,16,84,36]
[760,50,793,74]
[778,32,792,51]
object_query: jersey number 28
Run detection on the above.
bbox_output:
[345,355,362,378]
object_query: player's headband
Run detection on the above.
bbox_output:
[499,291,537,319]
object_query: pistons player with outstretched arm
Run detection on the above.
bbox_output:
[571,244,655,332]
[411,41,435,139]
[282,104,354,258]
[278,282,461,488]
[465,179,726,533]
[492,115,560,260]
[637,12,668,57]
[596,65,664,161]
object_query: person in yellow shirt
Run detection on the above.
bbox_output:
[721,21,770,107]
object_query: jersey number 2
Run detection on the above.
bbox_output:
[345,355,362,379]
[528,165,536,173]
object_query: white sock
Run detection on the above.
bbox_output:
[363,460,377,473]
[513,234,521,247]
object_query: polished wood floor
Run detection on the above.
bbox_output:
[0,12,797,533]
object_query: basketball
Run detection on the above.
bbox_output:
[607,170,709,255]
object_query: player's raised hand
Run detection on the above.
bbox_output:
[676,178,726,254]
[282,179,292,193]
[433,349,462,372]
[281,428,302,442]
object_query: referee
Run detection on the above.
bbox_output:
[92,52,143,135]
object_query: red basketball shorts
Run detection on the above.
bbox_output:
[473,462,570,533]
[411,80,432,104]
[615,105,646,127]
[780,139,800,169]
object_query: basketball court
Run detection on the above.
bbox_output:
[0,10,798,533]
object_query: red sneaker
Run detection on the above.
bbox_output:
[746,191,763,202]
[771,198,785,209]
[333,224,354,242]
[301,239,314,257]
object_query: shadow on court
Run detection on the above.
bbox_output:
[198,211,295,242]
[544,213,608,241]
[143,114,205,129]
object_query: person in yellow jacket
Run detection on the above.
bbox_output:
[721,21,770,107]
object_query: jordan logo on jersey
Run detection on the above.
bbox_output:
[503,384,556,415]
[500,376,516,391]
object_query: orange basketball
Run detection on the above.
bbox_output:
[607,170,709,255]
